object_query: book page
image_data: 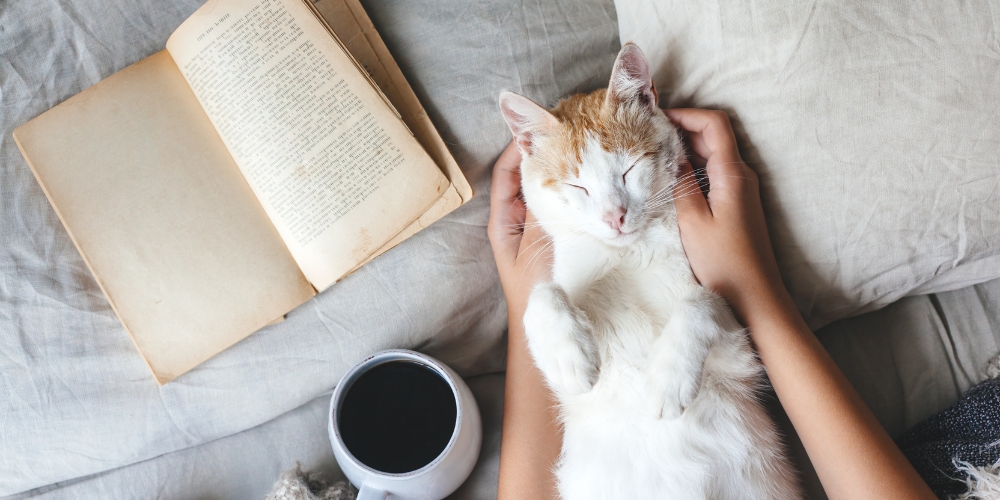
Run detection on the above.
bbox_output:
[166,0,450,290]
[12,52,315,383]
[309,0,474,275]
[312,0,472,204]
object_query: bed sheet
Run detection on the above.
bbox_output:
[0,0,620,494]
[8,278,999,500]
[801,276,1000,499]
[4,373,506,500]
[5,0,997,496]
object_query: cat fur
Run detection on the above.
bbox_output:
[498,43,802,500]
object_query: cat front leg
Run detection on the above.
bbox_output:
[523,282,600,396]
[646,289,729,419]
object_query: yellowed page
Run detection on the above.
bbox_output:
[12,52,315,383]
[346,184,462,275]
[313,0,472,203]
[166,0,449,290]
[310,0,473,273]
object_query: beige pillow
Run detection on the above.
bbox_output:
[616,0,1000,328]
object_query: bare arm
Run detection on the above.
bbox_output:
[488,142,561,500]
[667,108,936,500]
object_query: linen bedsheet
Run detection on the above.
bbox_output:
[7,278,999,500]
[0,0,619,495]
[4,0,998,497]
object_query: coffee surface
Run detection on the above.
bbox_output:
[338,360,458,473]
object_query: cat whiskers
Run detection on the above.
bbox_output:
[513,223,585,281]
[643,176,703,210]
[643,171,749,211]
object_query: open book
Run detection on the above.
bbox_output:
[12,0,472,384]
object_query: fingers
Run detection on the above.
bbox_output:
[489,141,524,218]
[517,210,553,281]
[672,158,712,222]
[686,132,711,164]
[488,141,527,260]
[665,108,742,168]
[519,211,548,255]
[667,108,754,202]
[678,130,708,171]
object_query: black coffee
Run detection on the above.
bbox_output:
[338,360,458,474]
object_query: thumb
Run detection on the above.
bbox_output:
[672,159,711,222]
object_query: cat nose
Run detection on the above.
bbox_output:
[603,207,626,231]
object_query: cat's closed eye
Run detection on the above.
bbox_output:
[567,183,589,196]
[623,163,637,183]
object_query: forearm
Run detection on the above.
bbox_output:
[744,289,935,500]
[497,300,562,500]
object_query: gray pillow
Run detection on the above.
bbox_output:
[616,0,1000,328]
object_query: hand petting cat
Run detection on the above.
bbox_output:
[487,141,551,315]
[491,103,935,498]
[488,108,785,336]
[493,41,801,498]
[489,140,563,500]
[665,108,793,329]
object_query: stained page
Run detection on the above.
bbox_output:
[166,0,449,290]
[12,52,315,383]
[310,0,473,274]
[311,0,472,204]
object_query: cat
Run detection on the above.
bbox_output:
[498,43,802,499]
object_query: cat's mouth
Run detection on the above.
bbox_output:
[605,227,639,245]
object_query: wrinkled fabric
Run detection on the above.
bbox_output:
[10,0,1000,497]
[794,277,1000,500]
[616,0,1000,329]
[6,278,1000,500]
[0,0,619,495]
[2,373,506,500]
[818,277,1000,440]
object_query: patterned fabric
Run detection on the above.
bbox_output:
[898,378,1000,498]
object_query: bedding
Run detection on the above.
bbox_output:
[615,0,1000,329]
[804,277,1000,499]
[7,278,1000,499]
[0,0,618,495]
[3,374,506,500]
[4,0,998,497]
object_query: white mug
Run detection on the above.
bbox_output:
[329,349,482,500]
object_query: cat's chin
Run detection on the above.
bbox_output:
[597,228,641,247]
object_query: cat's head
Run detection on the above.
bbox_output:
[499,43,684,247]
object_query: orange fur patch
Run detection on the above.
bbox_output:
[532,89,660,187]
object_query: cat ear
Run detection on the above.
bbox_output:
[607,42,658,111]
[499,91,559,156]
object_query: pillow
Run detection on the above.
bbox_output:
[615,0,1000,328]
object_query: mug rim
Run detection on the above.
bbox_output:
[329,349,463,480]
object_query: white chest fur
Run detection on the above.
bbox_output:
[522,218,802,499]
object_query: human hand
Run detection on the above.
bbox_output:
[666,109,792,325]
[487,141,552,316]
[490,142,563,500]
[667,110,937,500]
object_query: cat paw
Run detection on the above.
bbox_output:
[523,283,599,396]
[547,332,599,395]
[646,365,701,419]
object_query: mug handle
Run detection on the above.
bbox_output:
[357,484,388,500]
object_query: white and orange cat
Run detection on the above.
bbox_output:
[498,43,801,499]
